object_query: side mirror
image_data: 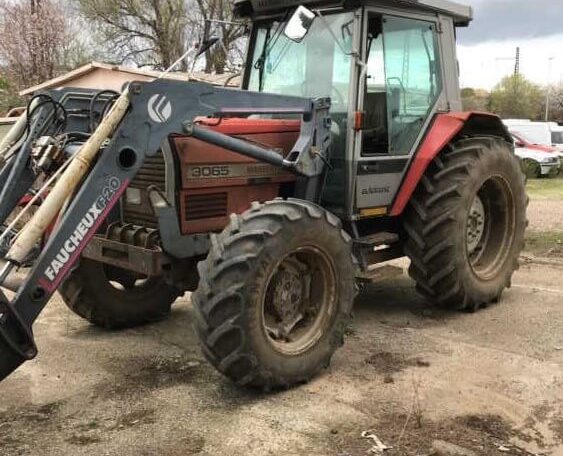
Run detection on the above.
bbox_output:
[284,5,316,42]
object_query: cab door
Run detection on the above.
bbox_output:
[354,11,444,216]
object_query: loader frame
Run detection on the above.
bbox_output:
[0,80,332,380]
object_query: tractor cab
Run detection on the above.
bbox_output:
[235,0,472,219]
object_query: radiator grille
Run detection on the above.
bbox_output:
[122,151,166,229]
[184,193,228,220]
[131,154,166,188]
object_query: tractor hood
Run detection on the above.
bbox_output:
[233,0,473,25]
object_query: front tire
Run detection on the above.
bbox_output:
[403,137,527,311]
[60,259,181,328]
[192,199,356,389]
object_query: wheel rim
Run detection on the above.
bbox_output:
[466,195,486,255]
[466,176,516,280]
[262,246,337,356]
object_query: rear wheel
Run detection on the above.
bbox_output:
[403,137,527,311]
[59,258,181,328]
[192,199,356,389]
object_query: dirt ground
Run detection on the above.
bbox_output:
[1,182,563,456]
[1,258,563,456]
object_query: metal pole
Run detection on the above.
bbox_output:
[546,57,554,122]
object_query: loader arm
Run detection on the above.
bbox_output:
[0,80,331,381]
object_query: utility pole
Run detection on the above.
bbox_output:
[546,57,555,121]
[495,47,520,78]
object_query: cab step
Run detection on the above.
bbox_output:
[353,231,403,268]
[356,264,404,283]
[353,232,399,248]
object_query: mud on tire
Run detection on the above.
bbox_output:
[402,136,527,311]
[192,198,357,390]
[59,258,181,328]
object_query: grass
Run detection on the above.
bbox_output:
[525,230,563,257]
[524,177,563,257]
[526,176,563,200]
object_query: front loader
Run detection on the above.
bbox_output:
[0,0,526,389]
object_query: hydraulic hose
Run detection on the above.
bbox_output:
[5,88,131,266]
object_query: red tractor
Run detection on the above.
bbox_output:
[0,0,526,389]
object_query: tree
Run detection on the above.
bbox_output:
[489,74,544,120]
[461,87,490,112]
[0,0,92,109]
[78,0,191,70]
[190,0,246,74]
[0,0,68,89]
[0,75,24,115]
[78,0,246,74]
[542,83,563,123]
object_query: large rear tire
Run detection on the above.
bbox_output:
[402,137,527,311]
[59,259,181,328]
[192,199,356,389]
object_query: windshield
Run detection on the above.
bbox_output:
[552,131,563,144]
[247,12,354,113]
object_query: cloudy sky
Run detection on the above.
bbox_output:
[456,0,563,90]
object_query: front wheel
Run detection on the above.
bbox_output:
[192,199,356,389]
[60,259,181,328]
[403,137,527,311]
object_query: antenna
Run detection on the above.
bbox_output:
[514,47,520,75]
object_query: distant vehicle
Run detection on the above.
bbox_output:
[552,125,563,151]
[512,132,560,178]
[504,119,563,152]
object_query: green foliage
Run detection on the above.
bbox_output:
[460,88,475,98]
[0,74,24,115]
[461,87,490,112]
[489,74,544,120]
[526,177,563,200]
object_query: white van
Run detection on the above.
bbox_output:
[551,125,563,150]
[503,119,563,152]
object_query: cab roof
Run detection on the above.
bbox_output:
[233,0,473,26]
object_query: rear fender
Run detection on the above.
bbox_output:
[390,112,511,216]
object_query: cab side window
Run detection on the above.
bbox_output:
[383,15,442,155]
[361,14,442,156]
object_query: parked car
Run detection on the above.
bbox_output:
[512,132,560,178]
[504,119,563,152]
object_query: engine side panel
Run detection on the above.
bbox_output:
[172,118,300,234]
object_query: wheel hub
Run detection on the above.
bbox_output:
[266,257,309,340]
[262,246,335,355]
[466,195,486,254]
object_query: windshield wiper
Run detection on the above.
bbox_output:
[253,14,290,91]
